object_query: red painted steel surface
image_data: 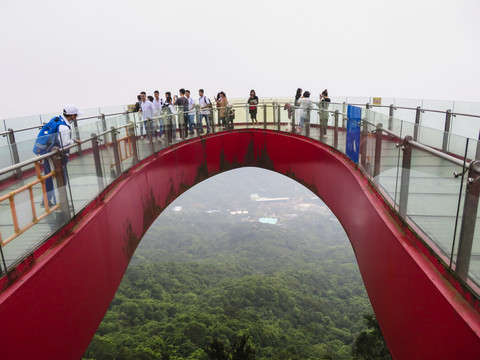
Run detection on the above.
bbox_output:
[0,129,479,359]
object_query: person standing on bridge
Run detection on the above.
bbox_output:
[174,89,189,139]
[185,90,196,135]
[140,91,155,143]
[247,90,259,126]
[217,91,228,130]
[298,91,312,134]
[197,89,211,134]
[153,90,165,141]
[319,89,331,138]
[294,88,303,125]
[38,105,82,208]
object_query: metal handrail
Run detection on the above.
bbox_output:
[0,101,479,290]
[332,102,480,119]
[0,110,133,137]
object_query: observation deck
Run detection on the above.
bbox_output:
[1,97,480,359]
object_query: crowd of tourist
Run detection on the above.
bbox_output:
[132,88,330,141]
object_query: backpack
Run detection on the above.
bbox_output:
[33,116,69,155]
[202,96,212,108]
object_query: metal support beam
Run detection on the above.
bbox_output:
[52,152,71,222]
[291,105,296,134]
[442,109,452,152]
[399,136,413,218]
[263,104,267,130]
[305,107,310,138]
[7,129,22,179]
[277,103,281,131]
[360,124,368,169]
[128,121,138,165]
[388,104,394,131]
[91,133,105,192]
[413,106,421,142]
[476,130,480,161]
[374,123,383,181]
[455,160,480,280]
[110,127,122,178]
[101,114,107,143]
[73,118,82,155]
[147,118,155,154]
[334,110,339,148]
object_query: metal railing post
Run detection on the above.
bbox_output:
[7,129,22,179]
[305,107,311,138]
[476,130,480,161]
[334,110,339,148]
[374,123,383,181]
[91,133,105,192]
[196,105,200,134]
[413,106,421,141]
[388,104,394,131]
[277,103,281,131]
[101,114,108,143]
[442,109,452,152]
[399,136,413,218]
[291,105,296,134]
[211,107,216,134]
[360,123,368,169]
[272,101,277,126]
[147,118,154,153]
[128,121,138,164]
[73,118,82,155]
[455,160,480,280]
[52,151,71,222]
[263,104,267,129]
[342,102,347,128]
[110,126,122,178]
[317,106,322,141]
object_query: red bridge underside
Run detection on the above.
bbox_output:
[0,130,479,359]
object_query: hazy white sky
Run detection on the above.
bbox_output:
[0,0,479,118]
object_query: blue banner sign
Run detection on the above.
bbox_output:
[346,105,361,164]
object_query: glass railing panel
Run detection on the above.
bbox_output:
[345,96,371,105]
[4,115,43,145]
[375,125,403,207]
[453,100,480,128]
[392,98,422,124]
[423,99,455,112]
[75,107,102,119]
[0,146,14,180]
[447,132,475,159]
[416,124,445,150]
[451,113,480,140]
[75,119,103,142]
[330,96,347,103]
[4,115,42,134]
[397,144,465,259]
[99,105,125,115]
[397,117,416,139]
[66,139,105,212]
[234,104,250,130]
[17,137,40,164]
[421,109,448,134]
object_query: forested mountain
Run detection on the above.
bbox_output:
[83,168,389,360]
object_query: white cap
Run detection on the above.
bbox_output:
[63,104,82,116]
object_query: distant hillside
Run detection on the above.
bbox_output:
[83,168,384,360]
